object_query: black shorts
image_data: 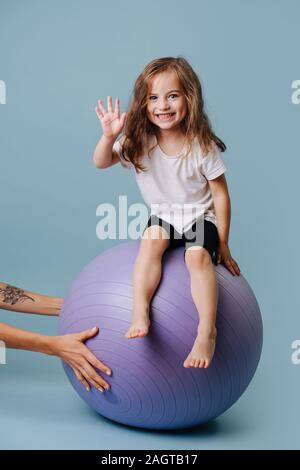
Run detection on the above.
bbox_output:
[143,215,219,265]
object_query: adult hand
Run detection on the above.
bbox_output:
[217,242,241,276]
[95,96,126,139]
[50,327,111,392]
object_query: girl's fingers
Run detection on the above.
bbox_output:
[233,260,240,269]
[114,97,120,117]
[230,258,241,275]
[107,95,113,113]
[97,99,106,115]
[219,251,240,275]
[120,112,126,126]
[225,259,236,276]
[95,106,103,120]
[233,263,241,275]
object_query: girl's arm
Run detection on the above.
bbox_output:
[208,174,231,244]
[93,135,120,169]
[0,282,62,316]
[208,175,240,276]
[0,322,112,392]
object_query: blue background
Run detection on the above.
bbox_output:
[0,0,299,449]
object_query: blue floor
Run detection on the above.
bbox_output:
[0,341,298,450]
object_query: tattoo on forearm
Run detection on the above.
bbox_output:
[0,284,35,305]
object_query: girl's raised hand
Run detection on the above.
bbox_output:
[95,96,126,139]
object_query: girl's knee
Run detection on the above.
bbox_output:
[141,226,170,254]
[142,225,169,241]
[184,246,212,270]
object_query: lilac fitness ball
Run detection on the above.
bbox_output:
[59,241,263,430]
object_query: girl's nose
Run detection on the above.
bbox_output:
[159,101,171,111]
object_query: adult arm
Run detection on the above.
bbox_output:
[0,282,62,316]
[0,282,112,391]
[0,321,111,392]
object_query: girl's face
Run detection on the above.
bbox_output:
[146,71,187,131]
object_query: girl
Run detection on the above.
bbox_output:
[93,57,240,369]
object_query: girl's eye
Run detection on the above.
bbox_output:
[149,94,178,101]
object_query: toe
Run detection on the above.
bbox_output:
[183,356,191,368]
[126,328,136,339]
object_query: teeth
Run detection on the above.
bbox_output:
[156,113,174,119]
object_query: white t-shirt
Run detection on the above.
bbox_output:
[113,134,226,234]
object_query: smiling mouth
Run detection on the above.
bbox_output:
[155,113,176,120]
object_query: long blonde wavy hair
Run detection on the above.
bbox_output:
[121,56,226,172]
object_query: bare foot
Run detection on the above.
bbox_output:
[125,307,150,339]
[183,328,217,368]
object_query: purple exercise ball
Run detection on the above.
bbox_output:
[59,241,263,430]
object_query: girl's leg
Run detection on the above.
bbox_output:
[0,282,63,316]
[183,247,218,368]
[125,225,170,339]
